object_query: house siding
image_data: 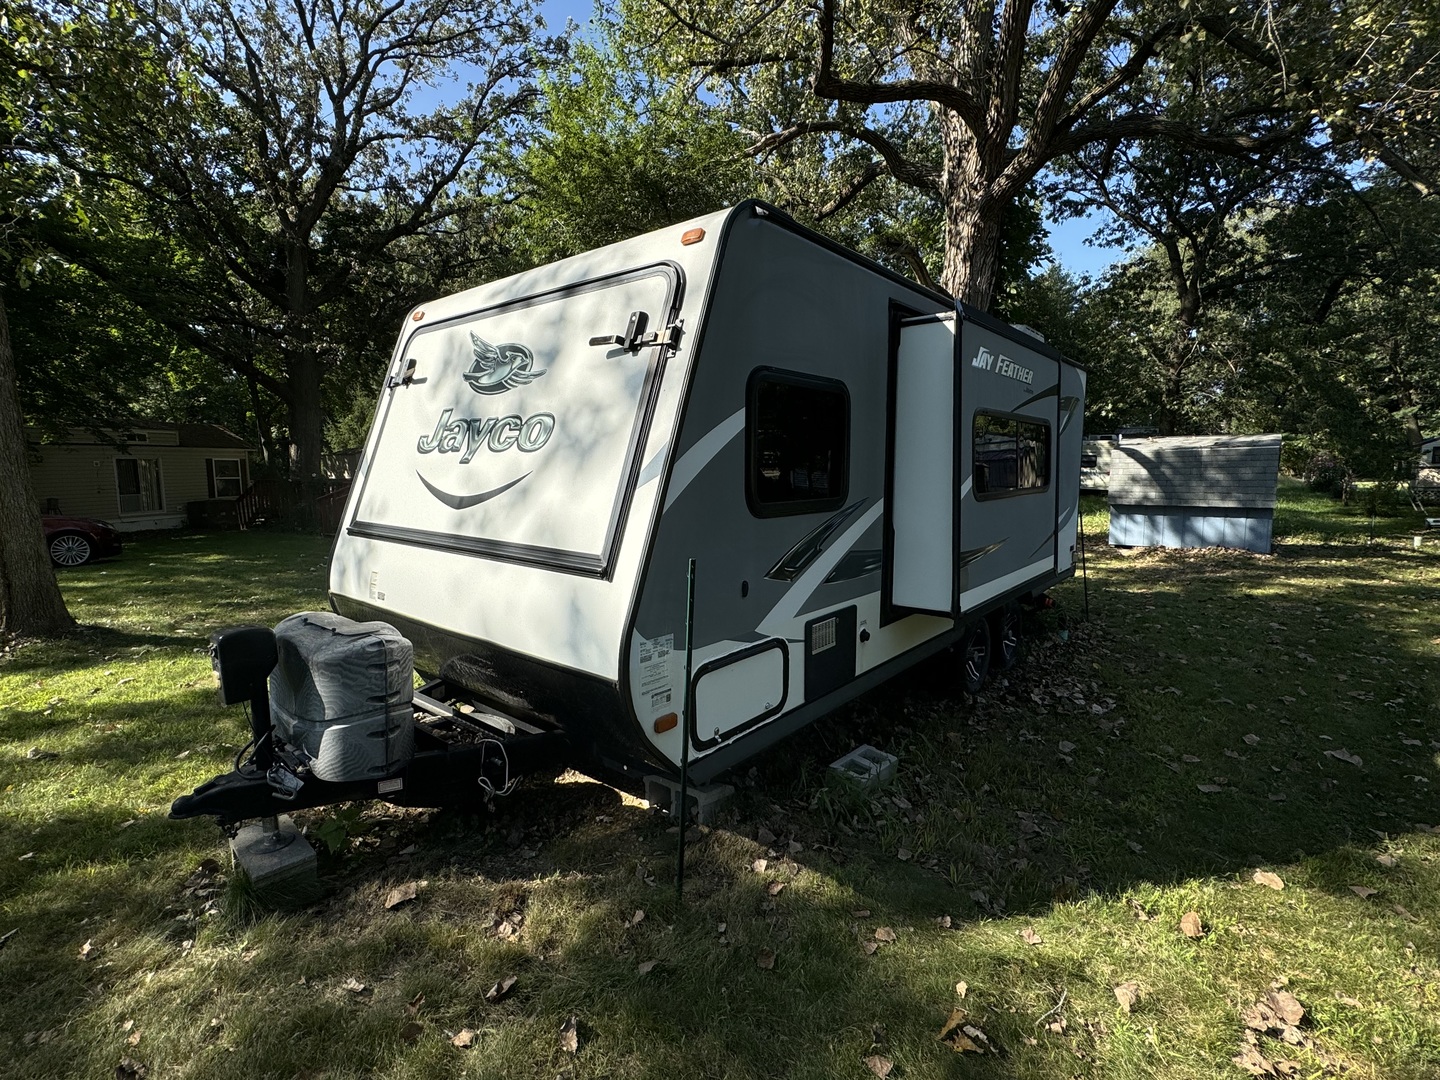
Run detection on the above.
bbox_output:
[31,441,251,531]
[1107,435,1282,554]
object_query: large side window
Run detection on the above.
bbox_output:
[973,412,1050,497]
[747,368,849,516]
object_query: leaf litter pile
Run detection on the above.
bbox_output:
[2,501,1439,1079]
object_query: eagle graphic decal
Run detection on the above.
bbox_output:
[463,333,546,395]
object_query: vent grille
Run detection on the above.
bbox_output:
[810,616,838,654]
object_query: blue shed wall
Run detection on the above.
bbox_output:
[1109,506,1274,553]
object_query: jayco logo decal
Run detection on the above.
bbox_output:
[413,332,556,510]
[417,409,555,461]
[464,333,546,394]
[973,346,1033,386]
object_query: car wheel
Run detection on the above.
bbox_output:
[991,603,1023,671]
[49,532,93,567]
[959,618,991,694]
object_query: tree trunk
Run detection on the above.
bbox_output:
[287,348,325,483]
[937,113,1005,310]
[0,290,76,637]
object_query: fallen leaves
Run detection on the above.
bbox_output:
[863,1053,893,1077]
[937,1007,995,1054]
[383,882,419,910]
[626,909,646,928]
[399,1021,423,1044]
[1252,870,1285,891]
[342,977,367,994]
[78,939,98,962]
[1019,926,1042,946]
[637,960,658,976]
[954,981,968,999]
[450,1029,477,1049]
[756,949,776,970]
[558,1015,580,1054]
[484,975,517,1003]
[1197,783,1224,794]
[874,927,896,943]
[1348,885,1377,899]
[1324,748,1363,767]
[1113,982,1140,1013]
[1179,911,1206,939]
[1243,733,1260,746]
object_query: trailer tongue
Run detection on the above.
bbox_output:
[171,617,566,827]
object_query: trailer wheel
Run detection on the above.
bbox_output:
[959,619,991,694]
[991,604,1022,672]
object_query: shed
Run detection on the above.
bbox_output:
[1108,434,1282,553]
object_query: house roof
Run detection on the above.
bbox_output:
[1109,434,1283,509]
[31,422,255,450]
[175,424,253,450]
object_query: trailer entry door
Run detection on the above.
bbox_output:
[349,264,681,577]
[887,314,957,617]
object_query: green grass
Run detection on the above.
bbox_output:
[2,489,1438,1079]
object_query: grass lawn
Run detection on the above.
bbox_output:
[2,483,1438,1079]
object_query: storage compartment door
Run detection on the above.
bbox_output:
[889,316,956,616]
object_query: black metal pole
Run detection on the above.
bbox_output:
[676,558,697,901]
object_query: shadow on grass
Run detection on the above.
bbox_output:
[3,527,1437,1078]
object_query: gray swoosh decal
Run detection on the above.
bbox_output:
[418,471,530,509]
[822,548,883,584]
[765,499,867,581]
[958,540,1004,570]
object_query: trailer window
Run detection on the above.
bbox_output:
[973,412,1050,496]
[747,369,849,516]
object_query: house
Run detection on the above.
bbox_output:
[27,423,254,531]
[1108,434,1283,554]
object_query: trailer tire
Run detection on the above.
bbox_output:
[990,604,1022,672]
[959,619,991,695]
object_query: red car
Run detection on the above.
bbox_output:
[42,515,124,568]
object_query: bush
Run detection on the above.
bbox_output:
[1359,481,1406,518]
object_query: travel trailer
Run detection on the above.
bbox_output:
[172,201,1086,826]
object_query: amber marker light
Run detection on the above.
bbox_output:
[411,310,425,321]
[653,712,678,733]
[680,228,706,246]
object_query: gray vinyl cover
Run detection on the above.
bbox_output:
[270,611,416,781]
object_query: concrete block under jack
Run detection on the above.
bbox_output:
[644,775,734,826]
[829,744,897,789]
[230,815,317,899]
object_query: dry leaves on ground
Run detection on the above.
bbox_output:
[383,882,419,910]
[954,981,968,999]
[78,939,97,962]
[558,1015,580,1054]
[756,949,776,970]
[1348,884,1377,899]
[627,909,646,928]
[451,1029,477,1049]
[1324,748,1363,767]
[342,977,367,994]
[1252,870,1285,891]
[874,927,896,943]
[637,960,658,975]
[400,1021,423,1044]
[1114,982,1140,1013]
[938,1008,995,1054]
[1020,926,1042,945]
[485,975,517,1003]
[864,1054,893,1078]
[1179,911,1206,938]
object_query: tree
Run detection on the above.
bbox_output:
[0,5,80,636]
[50,0,562,482]
[622,0,1311,310]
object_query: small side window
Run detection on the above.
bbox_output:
[973,412,1050,497]
[747,368,849,516]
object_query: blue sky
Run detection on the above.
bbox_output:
[530,0,1125,278]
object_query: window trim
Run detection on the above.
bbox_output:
[745,366,851,518]
[971,409,1052,502]
[114,455,165,515]
[210,456,244,499]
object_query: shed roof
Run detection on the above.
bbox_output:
[1108,434,1282,509]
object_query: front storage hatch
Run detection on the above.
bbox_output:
[349,264,682,577]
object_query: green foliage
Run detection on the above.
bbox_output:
[502,39,752,266]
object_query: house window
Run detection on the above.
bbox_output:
[973,412,1050,497]
[747,368,849,516]
[210,458,244,498]
[115,457,163,514]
